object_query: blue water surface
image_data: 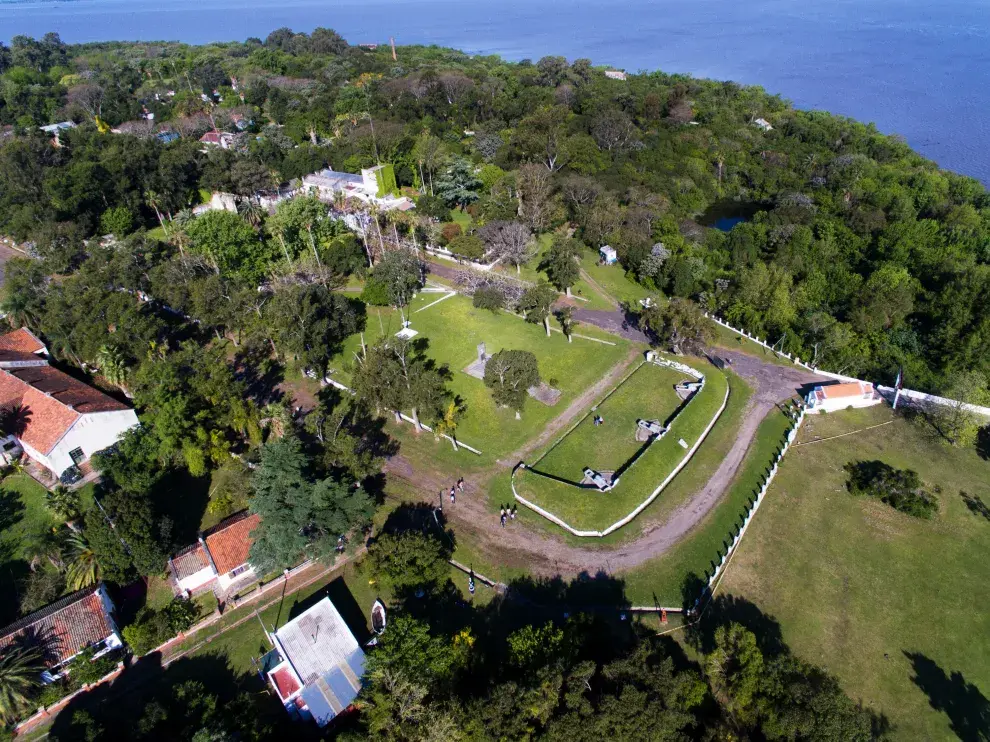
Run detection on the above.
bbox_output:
[2,0,989,183]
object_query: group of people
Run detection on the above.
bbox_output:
[500,505,517,527]
[593,414,605,427]
[440,477,466,507]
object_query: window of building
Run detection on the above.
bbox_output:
[229,564,251,578]
[69,447,86,466]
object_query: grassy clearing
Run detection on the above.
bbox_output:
[515,363,729,532]
[532,362,686,480]
[580,257,652,307]
[328,294,632,460]
[621,403,794,606]
[719,406,990,740]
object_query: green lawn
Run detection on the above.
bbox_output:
[532,362,687,481]
[328,293,633,460]
[718,406,990,741]
[580,257,652,307]
[515,361,729,533]
[621,403,794,606]
[712,322,801,369]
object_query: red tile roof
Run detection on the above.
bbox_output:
[170,543,211,582]
[200,131,221,144]
[0,328,45,354]
[0,587,116,667]
[204,511,261,576]
[820,381,873,399]
[0,364,129,455]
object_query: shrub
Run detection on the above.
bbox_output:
[440,222,463,245]
[122,598,200,656]
[360,276,391,306]
[473,286,506,313]
[415,194,449,219]
[448,234,485,260]
[99,206,133,237]
[844,460,939,519]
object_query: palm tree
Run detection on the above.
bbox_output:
[0,404,31,439]
[23,529,62,573]
[238,198,265,228]
[0,645,44,723]
[260,401,293,440]
[144,190,169,236]
[170,209,194,257]
[63,532,99,591]
[96,345,129,395]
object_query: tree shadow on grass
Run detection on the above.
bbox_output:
[684,591,786,657]
[904,651,990,742]
[49,650,318,741]
[960,491,990,522]
[0,486,25,531]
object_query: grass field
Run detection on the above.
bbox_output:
[621,403,794,606]
[515,362,729,533]
[580,257,652,307]
[532,362,686,481]
[328,293,633,460]
[718,406,990,740]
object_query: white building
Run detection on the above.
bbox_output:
[0,329,139,480]
[169,510,261,597]
[753,117,774,132]
[604,69,628,81]
[301,166,415,212]
[805,381,881,414]
[264,597,365,727]
[0,584,123,683]
[599,245,618,265]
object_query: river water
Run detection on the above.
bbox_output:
[3,0,989,183]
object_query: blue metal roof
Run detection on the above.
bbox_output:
[300,683,336,727]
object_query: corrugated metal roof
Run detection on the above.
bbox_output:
[275,597,364,688]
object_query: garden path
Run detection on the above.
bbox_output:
[385,343,829,578]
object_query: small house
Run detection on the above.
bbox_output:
[199,131,235,150]
[39,121,76,147]
[753,118,774,132]
[599,245,618,265]
[805,381,880,414]
[0,585,123,683]
[156,131,180,144]
[604,70,628,81]
[263,597,365,727]
[170,510,261,597]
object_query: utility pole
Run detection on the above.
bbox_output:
[390,37,397,61]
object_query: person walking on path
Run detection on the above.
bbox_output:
[450,487,456,505]
[457,477,465,492]
[510,506,517,520]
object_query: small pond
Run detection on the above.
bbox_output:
[700,200,764,232]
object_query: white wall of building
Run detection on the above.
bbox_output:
[47,409,139,475]
[216,565,255,592]
[176,566,217,594]
[807,395,881,414]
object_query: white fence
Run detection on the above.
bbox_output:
[699,406,806,603]
[876,385,990,418]
[396,412,483,455]
[512,355,730,537]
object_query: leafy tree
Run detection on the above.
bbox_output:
[99,206,133,237]
[264,284,361,377]
[640,298,715,355]
[924,371,990,447]
[447,234,485,260]
[706,623,764,723]
[248,436,373,573]
[365,616,460,692]
[484,349,540,412]
[370,250,424,314]
[555,305,577,342]
[434,157,482,210]
[306,394,394,480]
[518,281,558,337]
[541,235,582,295]
[368,531,451,596]
[185,211,273,282]
[19,568,65,614]
[82,506,134,584]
